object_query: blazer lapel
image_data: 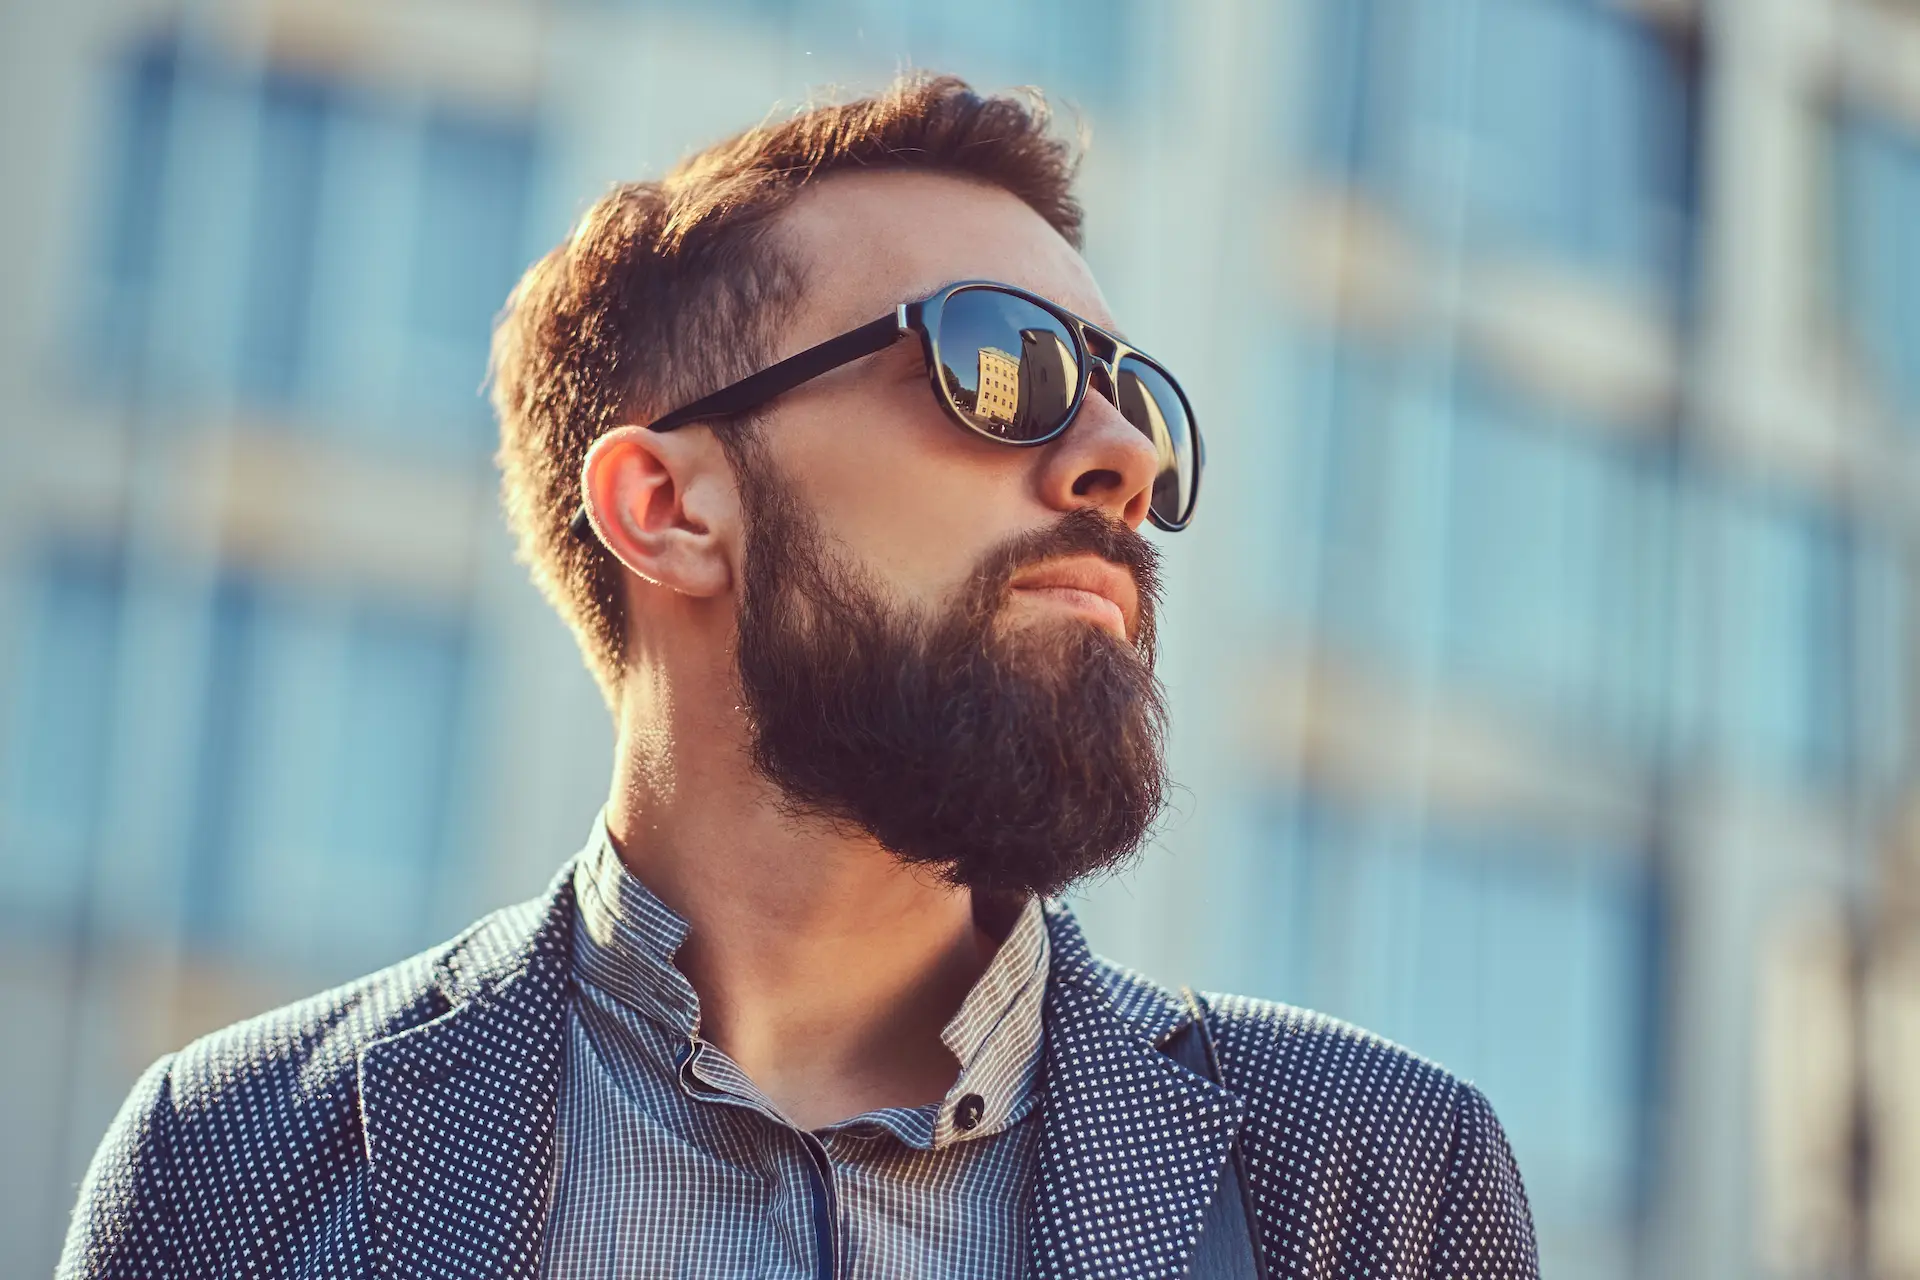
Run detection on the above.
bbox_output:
[357,874,576,1279]
[1029,906,1247,1280]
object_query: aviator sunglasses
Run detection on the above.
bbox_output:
[570,279,1203,538]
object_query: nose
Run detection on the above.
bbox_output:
[1033,369,1159,529]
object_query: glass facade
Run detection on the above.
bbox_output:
[1302,348,1678,756]
[1,550,124,927]
[1440,376,1675,753]
[1306,0,1695,289]
[1835,107,1920,419]
[1280,0,1903,1269]
[1,554,472,975]
[1303,350,1903,793]
[87,35,538,450]
[174,577,471,972]
[2,1,1916,1275]
[1261,799,1652,1240]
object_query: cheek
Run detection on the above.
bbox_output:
[773,387,1036,600]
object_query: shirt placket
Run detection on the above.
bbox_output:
[566,824,1049,1280]
[677,1038,845,1280]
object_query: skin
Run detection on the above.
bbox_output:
[579,169,1161,1130]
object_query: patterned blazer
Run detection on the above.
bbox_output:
[60,861,1539,1279]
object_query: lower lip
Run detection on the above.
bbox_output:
[1010,586,1128,638]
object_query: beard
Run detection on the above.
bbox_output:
[729,446,1170,899]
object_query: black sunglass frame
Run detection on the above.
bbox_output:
[569,278,1203,539]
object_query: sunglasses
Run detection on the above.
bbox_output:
[570,279,1203,538]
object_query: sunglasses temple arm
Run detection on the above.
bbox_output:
[570,311,908,542]
[649,313,905,432]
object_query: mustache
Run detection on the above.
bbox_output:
[960,507,1163,659]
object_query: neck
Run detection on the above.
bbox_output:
[604,661,997,1130]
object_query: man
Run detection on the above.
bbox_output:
[62,76,1537,1279]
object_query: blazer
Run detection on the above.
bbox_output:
[59,860,1539,1279]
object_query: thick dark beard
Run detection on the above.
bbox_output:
[730,447,1170,898]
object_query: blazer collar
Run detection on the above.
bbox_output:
[357,858,578,1279]
[352,867,1242,1280]
[1028,902,1247,1280]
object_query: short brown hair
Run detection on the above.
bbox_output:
[490,73,1085,702]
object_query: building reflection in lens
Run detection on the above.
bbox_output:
[967,329,1077,440]
[975,347,1021,428]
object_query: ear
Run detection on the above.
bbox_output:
[580,425,738,599]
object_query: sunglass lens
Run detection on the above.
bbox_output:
[936,288,1079,443]
[1115,356,1198,528]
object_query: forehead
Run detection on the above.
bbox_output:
[771,169,1114,345]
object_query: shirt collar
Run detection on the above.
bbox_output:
[572,817,701,1037]
[569,813,1050,1148]
[933,894,1049,1144]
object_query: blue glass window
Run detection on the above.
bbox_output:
[896,0,1130,111]
[1698,488,1857,784]
[88,37,539,451]
[1308,348,1675,751]
[179,576,259,939]
[93,40,178,382]
[177,578,471,974]
[1443,372,1674,750]
[1445,380,1590,715]
[330,606,469,883]
[1305,0,1696,289]
[1261,800,1653,1254]
[1834,108,1920,418]
[404,110,537,440]
[1310,342,1424,663]
[1303,0,1387,184]
[1855,541,1910,791]
[0,551,125,923]
[236,71,329,405]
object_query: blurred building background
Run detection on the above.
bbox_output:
[1,0,1917,1275]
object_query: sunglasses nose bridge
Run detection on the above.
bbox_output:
[1085,354,1119,407]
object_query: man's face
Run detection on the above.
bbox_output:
[728,170,1172,897]
[751,169,1166,644]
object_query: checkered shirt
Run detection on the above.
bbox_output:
[537,823,1050,1279]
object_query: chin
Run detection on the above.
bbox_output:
[999,600,1115,640]
[1001,595,1122,640]
[996,611,1146,678]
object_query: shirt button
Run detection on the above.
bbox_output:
[954,1093,986,1132]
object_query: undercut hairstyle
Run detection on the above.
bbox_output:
[490,73,1086,702]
